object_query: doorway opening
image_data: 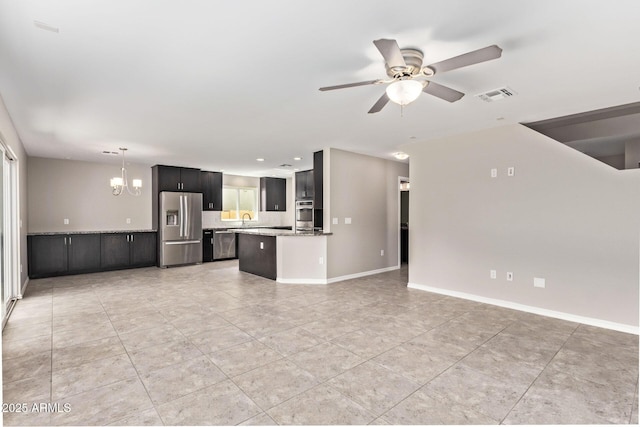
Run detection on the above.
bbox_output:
[399,178,409,264]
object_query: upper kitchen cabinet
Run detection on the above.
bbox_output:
[201,171,223,211]
[295,169,314,200]
[153,165,202,192]
[260,177,286,211]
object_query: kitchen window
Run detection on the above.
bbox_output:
[221,186,258,221]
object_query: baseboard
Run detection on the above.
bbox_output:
[408,282,639,335]
[327,265,400,284]
[276,277,328,285]
[275,265,401,285]
[19,277,29,299]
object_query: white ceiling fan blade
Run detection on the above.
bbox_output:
[423,81,464,102]
[425,45,502,74]
[368,92,390,114]
[373,39,406,69]
[319,80,383,91]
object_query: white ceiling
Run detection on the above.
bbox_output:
[1,0,639,176]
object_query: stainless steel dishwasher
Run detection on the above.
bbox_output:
[214,230,236,259]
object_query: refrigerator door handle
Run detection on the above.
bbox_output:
[184,195,189,239]
[179,195,184,237]
[165,240,200,245]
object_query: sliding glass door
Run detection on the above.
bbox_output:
[1,142,18,328]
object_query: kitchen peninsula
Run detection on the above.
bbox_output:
[232,228,331,284]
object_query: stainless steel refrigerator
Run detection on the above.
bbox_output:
[158,192,202,267]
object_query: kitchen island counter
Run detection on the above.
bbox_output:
[230,228,331,237]
[234,229,330,283]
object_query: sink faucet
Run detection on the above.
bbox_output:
[241,213,252,226]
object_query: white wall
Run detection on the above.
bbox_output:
[326,148,409,279]
[0,95,28,287]
[28,157,152,233]
[404,124,639,330]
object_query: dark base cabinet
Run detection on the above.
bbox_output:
[101,232,157,270]
[28,232,156,279]
[28,234,101,278]
[238,233,276,280]
[203,230,214,262]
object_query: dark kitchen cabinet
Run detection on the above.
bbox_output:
[153,165,202,192]
[101,232,157,270]
[201,171,223,211]
[260,177,286,211]
[28,234,101,278]
[295,170,314,200]
[238,233,276,280]
[202,229,214,262]
[313,150,323,229]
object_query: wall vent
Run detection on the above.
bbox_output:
[476,86,516,102]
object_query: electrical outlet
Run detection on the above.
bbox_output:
[534,277,546,288]
[490,270,497,279]
[332,217,338,225]
[63,218,69,225]
[126,218,131,224]
[490,168,498,178]
[380,250,384,256]
[319,257,324,265]
[506,272,514,281]
[345,217,352,224]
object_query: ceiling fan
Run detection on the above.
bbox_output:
[319,39,502,113]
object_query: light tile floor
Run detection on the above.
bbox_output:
[2,260,638,425]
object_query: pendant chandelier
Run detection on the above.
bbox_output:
[110,147,142,196]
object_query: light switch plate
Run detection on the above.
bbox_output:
[332,217,338,225]
[63,218,69,225]
[490,168,497,178]
[534,277,546,288]
[345,217,352,224]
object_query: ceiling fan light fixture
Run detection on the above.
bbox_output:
[385,80,423,106]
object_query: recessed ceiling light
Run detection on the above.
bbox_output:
[256,158,265,162]
[393,152,409,160]
[293,157,302,161]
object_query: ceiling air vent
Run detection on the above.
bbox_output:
[476,86,516,102]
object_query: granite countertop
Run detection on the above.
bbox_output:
[229,228,331,237]
[28,230,157,236]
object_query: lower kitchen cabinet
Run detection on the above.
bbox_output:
[28,231,157,279]
[203,230,214,262]
[28,234,101,278]
[101,232,157,269]
[237,233,276,280]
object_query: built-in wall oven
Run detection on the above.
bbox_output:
[295,200,313,231]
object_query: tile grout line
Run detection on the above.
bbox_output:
[94,285,167,426]
[498,321,580,424]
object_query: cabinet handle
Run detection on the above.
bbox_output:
[68,237,71,245]
[64,237,67,245]
[131,234,134,242]
[211,238,213,244]
[126,235,129,242]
